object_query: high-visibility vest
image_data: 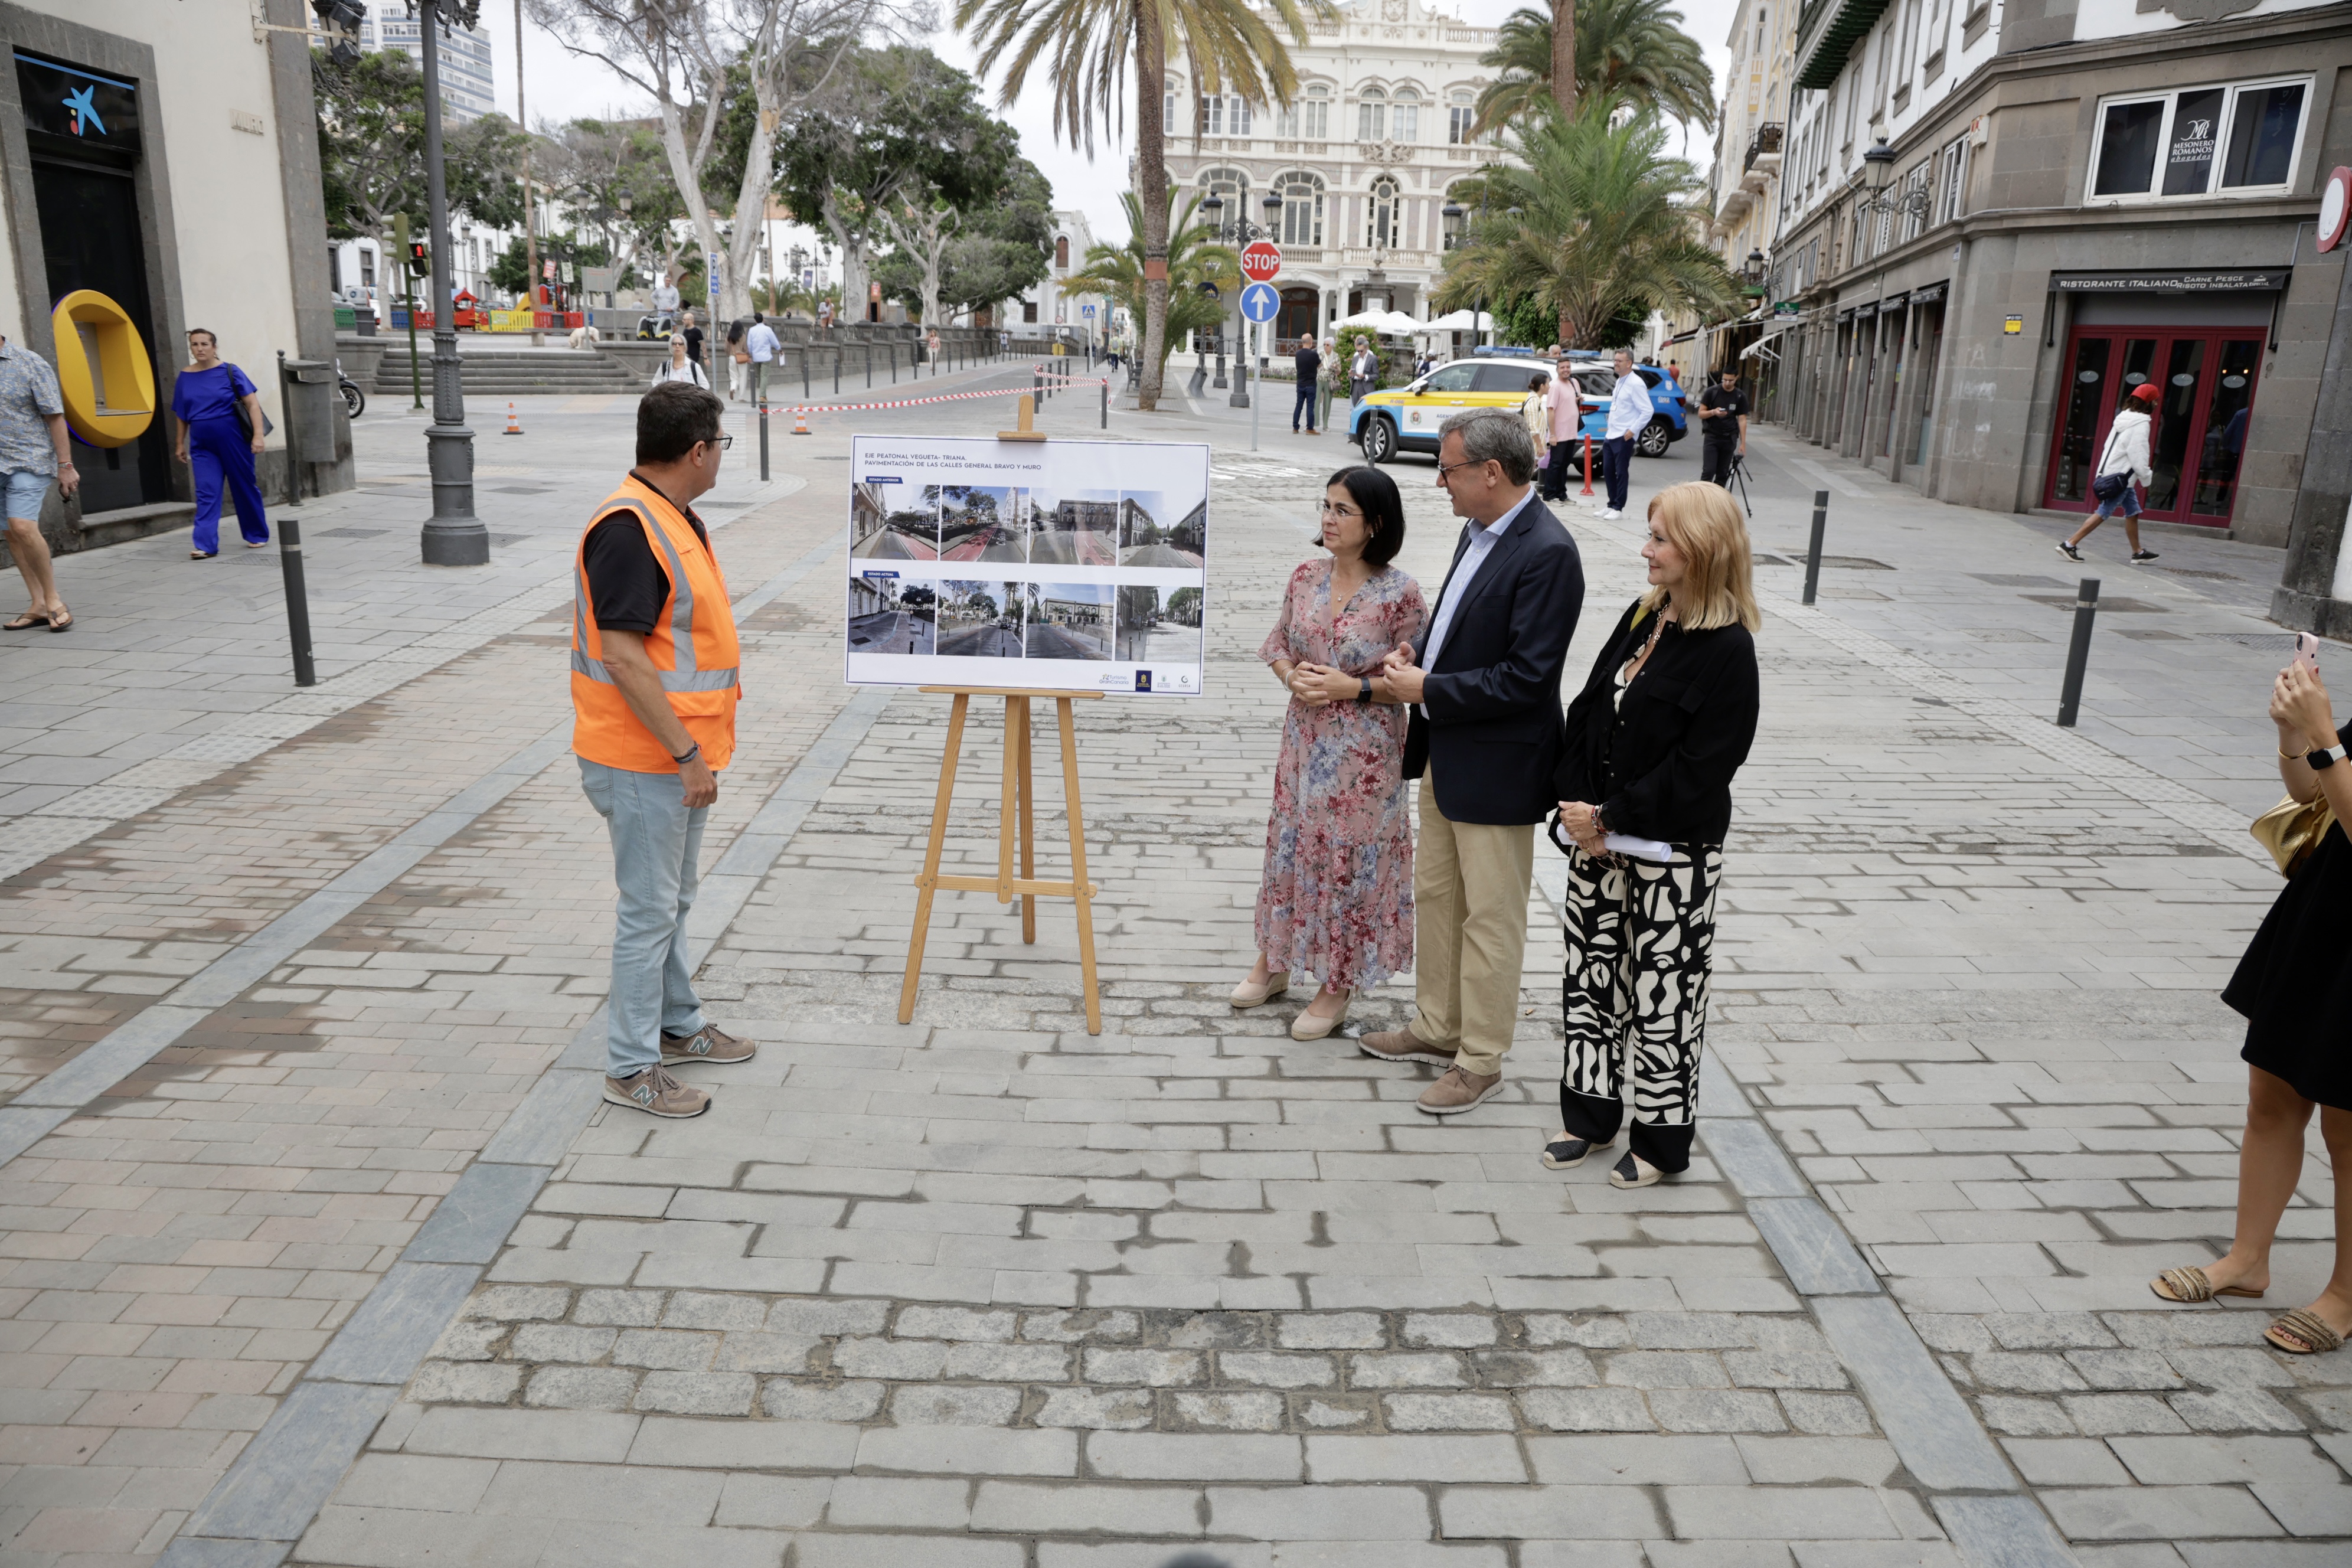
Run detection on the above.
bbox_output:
[571,477,740,773]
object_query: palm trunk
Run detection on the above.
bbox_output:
[1135,0,1170,412]
[1550,0,1576,117]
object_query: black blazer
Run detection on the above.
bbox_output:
[1403,492,1585,825]
[1552,597,1759,845]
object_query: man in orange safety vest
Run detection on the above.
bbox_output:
[573,380,756,1119]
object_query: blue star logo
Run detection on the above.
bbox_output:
[63,84,104,138]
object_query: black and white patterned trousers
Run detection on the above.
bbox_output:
[1558,844,1723,1172]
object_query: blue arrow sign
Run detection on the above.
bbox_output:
[1240,282,1279,324]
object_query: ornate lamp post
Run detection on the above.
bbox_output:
[1440,196,1484,349]
[416,0,486,566]
[1855,137,1930,222]
[1199,189,1286,408]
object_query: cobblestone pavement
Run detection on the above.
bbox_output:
[0,381,2343,1567]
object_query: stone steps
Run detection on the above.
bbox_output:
[370,350,641,396]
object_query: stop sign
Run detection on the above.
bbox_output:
[1239,240,1282,283]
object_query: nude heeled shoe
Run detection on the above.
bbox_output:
[1290,992,1350,1041]
[1231,971,1290,1008]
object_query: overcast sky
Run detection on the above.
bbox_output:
[484,0,1738,249]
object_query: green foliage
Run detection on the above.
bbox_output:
[1061,189,1236,373]
[313,48,525,241]
[871,158,1056,319]
[1433,100,1741,351]
[1473,0,1717,138]
[776,47,1012,251]
[1491,293,1558,348]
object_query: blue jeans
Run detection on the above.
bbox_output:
[579,758,708,1077]
[2095,481,2142,519]
[1602,435,1634,512]
[1292,383,1318,431]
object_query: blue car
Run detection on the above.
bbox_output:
[1565,360,1688,457]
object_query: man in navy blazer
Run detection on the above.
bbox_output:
[1366,408,1585,1115]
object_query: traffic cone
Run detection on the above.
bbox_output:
[790,407,811,436]
[502,401,523,436]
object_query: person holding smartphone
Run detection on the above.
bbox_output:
[2149,638,2352,1355]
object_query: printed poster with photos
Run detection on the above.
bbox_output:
[844,435,1209,695]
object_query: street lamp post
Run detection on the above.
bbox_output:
[417,0,486,566]
[1441,197,1481,349]
[1199,189,1285,410]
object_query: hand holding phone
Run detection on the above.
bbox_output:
[2295,632,2321,674]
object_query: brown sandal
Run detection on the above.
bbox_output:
[2151,1266,2264,1304]
[2265,1308,2346,1355]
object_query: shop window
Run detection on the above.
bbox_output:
[2089,77,2309,202]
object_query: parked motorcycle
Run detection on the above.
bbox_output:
[336,358,365,420]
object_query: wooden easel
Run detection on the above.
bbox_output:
[896,394,1102,1032]
[897,688,1104,1034]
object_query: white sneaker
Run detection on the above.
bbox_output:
[1599,508,1623,520]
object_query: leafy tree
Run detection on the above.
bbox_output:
[1474,0,1715,138]
[930,159,1056,323]
[778,45,1015,328]
[1061,188,1233,376]
[537,116,690,289]
[1433,99,1739,349]
[314,49,527,244]
[531,0,910,320]
[956,0,1328,411]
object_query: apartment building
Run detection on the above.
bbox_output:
[1764,0,2349,547]
[1701,0,1799,375]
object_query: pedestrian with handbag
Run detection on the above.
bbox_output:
[2058,382,2160,563]
[171,328,270,560]
[2147,646,2352,1354]
[1547,481,1760,1187]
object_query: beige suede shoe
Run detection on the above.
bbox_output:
[1417,1066,1503,1115]
[1289,991,1350,1041]
[1358,1028,1459,1068]
[1230,971,1291,1008]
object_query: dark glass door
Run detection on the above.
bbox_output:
[2043,326,2259,527]
[33,157,169,512]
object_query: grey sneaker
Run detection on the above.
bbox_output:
[660,1023,756,1065]
[603,1064,710,1118]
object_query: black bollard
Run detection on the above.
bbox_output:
[757,362,769,482]
[2056,578,2101,727]
[278,517,316,687]
[1100,377,1108,430]
[1801,491,1829,606]
[834,347,842,396]
[801,348,811,402]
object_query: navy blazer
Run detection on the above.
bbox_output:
[1402,492,1585,824]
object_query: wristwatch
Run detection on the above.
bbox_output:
[1358,677,1373,702]
[2308,741,2348,770]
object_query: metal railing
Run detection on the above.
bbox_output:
[1745,122,1785,171]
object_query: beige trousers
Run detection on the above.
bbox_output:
[1407,766,1537,1078]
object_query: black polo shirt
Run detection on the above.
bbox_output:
[1698,383,1749,435]
[583,474,711,635]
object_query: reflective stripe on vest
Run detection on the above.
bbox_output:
[571,500,740,692]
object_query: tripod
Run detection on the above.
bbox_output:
[1719,449,1753,518]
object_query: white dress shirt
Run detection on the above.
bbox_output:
[1419,486,1538,717]
[746,322,780,364]
[1606,371,1651,440]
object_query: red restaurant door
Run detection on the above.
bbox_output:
[2044,326,2262,527]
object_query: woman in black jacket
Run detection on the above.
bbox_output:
[1547,481,1761,1188]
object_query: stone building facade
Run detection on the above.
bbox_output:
[1160,0,1507,347]
[1702,0,1799,367]
[1759,0,2350,548]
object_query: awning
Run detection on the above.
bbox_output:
[2050,269,2289,293]
[1739,313,1805,360]
[1796,0,1893,90]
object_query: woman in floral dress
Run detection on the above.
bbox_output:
[1237,466,1429,1041]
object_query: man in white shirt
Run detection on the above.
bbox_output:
[744,313,780,406]
[1600,348,1649,520]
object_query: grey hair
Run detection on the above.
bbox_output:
[1439,408,1537,485]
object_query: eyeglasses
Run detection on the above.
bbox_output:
[701,435,734,451]
[1436,459,1487,482]
[1317,500,1363,518]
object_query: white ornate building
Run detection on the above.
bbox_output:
[1160,0,1507,346]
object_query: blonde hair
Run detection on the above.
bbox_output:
[1639,481,1762,632]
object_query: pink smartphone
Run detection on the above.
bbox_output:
[2295,632,2321,673]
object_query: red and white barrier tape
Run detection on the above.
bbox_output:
[744,373,1110,419]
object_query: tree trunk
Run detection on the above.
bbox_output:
[1551,0,1576,118]
[1135,0,1170,412]
[652,94,729,326]
[723,101,779,324]
[819,191,871,324]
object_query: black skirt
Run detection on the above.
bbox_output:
[2225,819,2352,1110]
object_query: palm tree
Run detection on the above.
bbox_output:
[1063,188,1237,375]
[955,0,1327,410]
[1474,0,1716,139]
[1434,100,1740,351]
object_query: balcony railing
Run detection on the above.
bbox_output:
[1745,123,1785,173]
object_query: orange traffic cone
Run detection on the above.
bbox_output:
[502,401,523,436]
[790,407,811,436]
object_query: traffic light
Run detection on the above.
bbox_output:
[311,0,365,67]
[409,239,429,275]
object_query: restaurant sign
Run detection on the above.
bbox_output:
[2051,270,2289,293]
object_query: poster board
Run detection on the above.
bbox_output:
[845,435,1210,696]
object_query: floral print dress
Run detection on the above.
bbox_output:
[1253,560,1429,991]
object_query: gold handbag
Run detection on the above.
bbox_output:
[2250,792,2335,878]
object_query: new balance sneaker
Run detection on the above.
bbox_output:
[2056,540,2083,562]
[2131,549,2160,563]
[604,1064,710,1118]
[660,1023,757,1065]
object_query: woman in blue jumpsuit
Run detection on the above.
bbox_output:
[171,329,269,558]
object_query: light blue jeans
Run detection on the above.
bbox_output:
[579,758,708,1078]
